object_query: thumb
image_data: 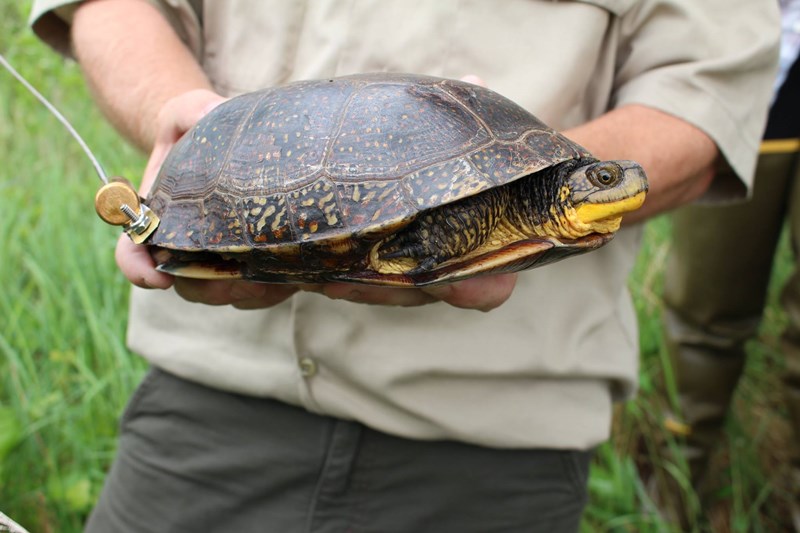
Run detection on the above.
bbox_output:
[155,89,228,146]
[141,89,228,195]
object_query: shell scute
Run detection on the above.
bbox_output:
[163,93,257,200]
[335,180,414,237]
[325,81,490,181]
[402,157,494,211]
[152,199,205,250]
[441,81,549,141]
[202,192,246,248]
[523,130,590,162]
[286,178,346,241]
[241,194,292,245]
[219,80,354,195]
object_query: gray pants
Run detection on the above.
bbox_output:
[85,368,592,533]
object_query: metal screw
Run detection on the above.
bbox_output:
[119,204,139,222]
[120,203,153,235]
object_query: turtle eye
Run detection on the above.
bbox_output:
[587,164,621,188]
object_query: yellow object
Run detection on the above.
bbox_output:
[94,179,141,226]
[575,192,648,225]
[760,138,800,154]
[663,416,692,437]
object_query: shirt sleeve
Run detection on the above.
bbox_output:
[614,0,780,200]
[29,0,203,60]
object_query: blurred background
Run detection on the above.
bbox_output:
[0,1,795,531]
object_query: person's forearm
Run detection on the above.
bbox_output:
[564,105,718,223]
[72,0,213,152]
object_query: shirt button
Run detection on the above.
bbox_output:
[299,357,318,377]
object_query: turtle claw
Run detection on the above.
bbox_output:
[376,233,442,274]
[405,256,439,275]
[378,243,424,260]
[377,233,426,260]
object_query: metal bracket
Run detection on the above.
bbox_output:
[95,179,160,243]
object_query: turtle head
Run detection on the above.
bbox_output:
[556,160,648,235]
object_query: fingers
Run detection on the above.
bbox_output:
[154,89,228,145]
[321,283,439,307]
[423,273,518,312]
[173,278,299,309]
[318,272,517,311]
[118,232,302,309]
[118,231,516,311]
[115,234,174,289]
[460,74,487,88]
[116,89,228,290]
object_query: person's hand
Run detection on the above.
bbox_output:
[115,89,306,308]
[116,89,224,289]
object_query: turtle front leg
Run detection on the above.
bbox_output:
[377,187,509,274]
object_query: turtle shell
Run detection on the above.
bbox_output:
[146,73,595,284]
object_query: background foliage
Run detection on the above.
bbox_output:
[0,2,795,531]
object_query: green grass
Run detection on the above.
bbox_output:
[0,2,796,531]
[1,3,147,530]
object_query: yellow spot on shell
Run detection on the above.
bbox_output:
[271,208,286,231]
[256,205,276,232]
[319,191,335,204]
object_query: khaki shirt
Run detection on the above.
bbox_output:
[31,0,778,449]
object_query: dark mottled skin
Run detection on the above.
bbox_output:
[146,73,599,285]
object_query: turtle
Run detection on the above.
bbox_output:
[144,73,648,287]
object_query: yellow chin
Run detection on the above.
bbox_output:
[574,192,647,225]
